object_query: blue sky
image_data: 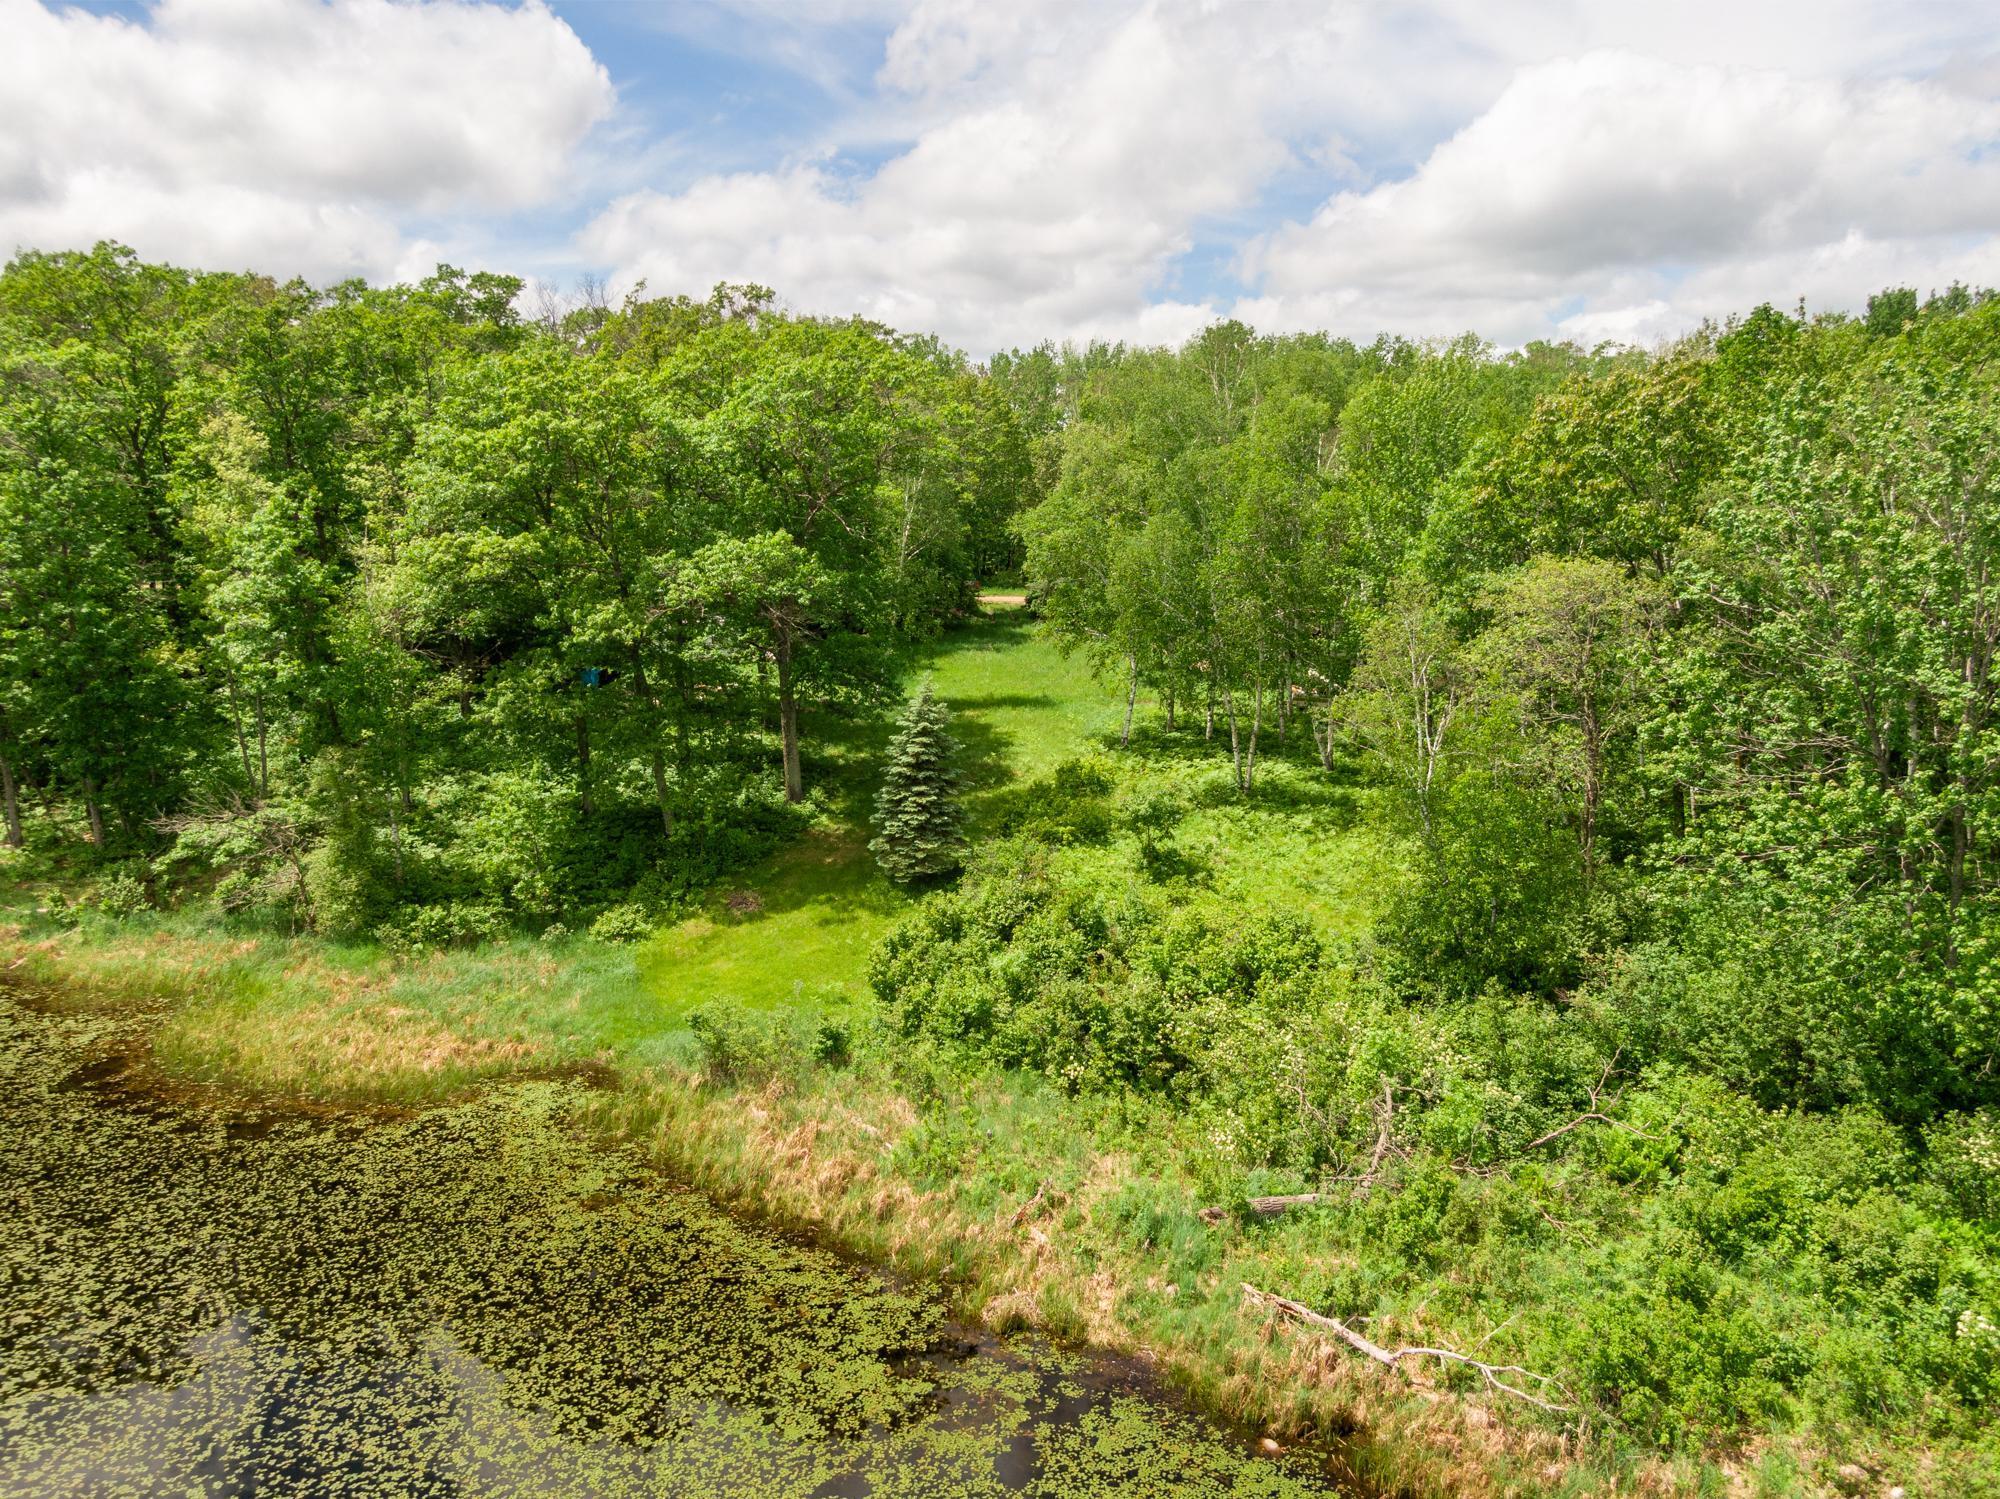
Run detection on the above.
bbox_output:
[10,0,2000,355]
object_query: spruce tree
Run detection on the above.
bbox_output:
[870,682,965,884]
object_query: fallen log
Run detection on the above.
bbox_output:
[1240,1283,1569,1414]
[1197,1193,1325,1225]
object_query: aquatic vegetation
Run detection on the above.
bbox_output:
[0,996,1342,1498]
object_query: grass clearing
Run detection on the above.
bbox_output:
[633,603,1143,1024]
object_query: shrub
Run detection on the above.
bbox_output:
[88,869,151,919]
[988,756,1116,845]
[588,904,655,944]
[685,1006,807,1085]
[380,899,508,954]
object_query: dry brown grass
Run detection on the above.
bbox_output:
[4,920,1862,1499]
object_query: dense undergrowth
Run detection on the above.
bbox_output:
[8,741,1997,1498]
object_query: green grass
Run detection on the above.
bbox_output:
[7,605,1394,1078]
[630,606,1403,1027]
[635,828,903,1019]
[632,604,1133,1023]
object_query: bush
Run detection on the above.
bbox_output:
[379,900,508,953]
[1603,881,1988,1122]
[1924,1110,2000,1224]
[872,853,1336,1114]
[588,904,656,944]
[988,757,1117,845]
[1377,773,1592,998]
[685,1006,808,1085]
[88,869,151,919]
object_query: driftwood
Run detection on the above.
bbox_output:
[1241,1283,1569,1414]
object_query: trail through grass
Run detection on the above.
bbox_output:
[635,604,1398,1024]
[635,605,1124,1022]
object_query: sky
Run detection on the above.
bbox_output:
[7,0,2000,357]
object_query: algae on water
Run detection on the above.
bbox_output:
[0,997,1344,1498]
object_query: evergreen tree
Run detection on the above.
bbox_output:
[869,682,965,883]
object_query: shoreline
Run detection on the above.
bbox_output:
[0,924,1557,1499]
[1,974,1364,1495]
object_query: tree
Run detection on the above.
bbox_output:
[870,682,965,884]
[1476,557,1660,884]
[689,319,921,802]
[1343,578,1469,845]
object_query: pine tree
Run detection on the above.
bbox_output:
[870,681,965,884]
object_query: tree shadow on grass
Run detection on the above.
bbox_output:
[700,828,908,926]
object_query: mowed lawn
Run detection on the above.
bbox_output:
[636,605,1117,1020]
[635,603,1395,1024]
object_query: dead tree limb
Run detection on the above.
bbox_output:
[1521,1051,1659,1152]
[1199,1193,1324,1225]
[1198,1082,1401,1225]
[1241,1283,1570,1414]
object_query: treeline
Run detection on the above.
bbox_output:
[0,244,1026,944]
[1013,287,2000,1125]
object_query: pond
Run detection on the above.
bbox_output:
[0,994,1349,1498]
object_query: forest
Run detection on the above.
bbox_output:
[4,243,1999,1495]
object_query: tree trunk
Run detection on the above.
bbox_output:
[1121,656,1138,748]
[83,780,106,848]
[1245,682,1263,793]
[776,630,803,803]
[1205,679,1215,741]
[224,666,255,792]
[387,794,404,886]
[650,748,673,836]
[1165,686,1177,733]
[576,715,594,817]
[0,751,21,848]
[1223,687,1243,792]
[254,692,269,799]
[628,650,675,834]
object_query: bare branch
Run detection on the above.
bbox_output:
[1241,1284,1570,1415]
[1522,1050,1659,1152]
[1198,1082,1401,1224]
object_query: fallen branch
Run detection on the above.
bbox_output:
[1199,1082,1401,1224]
[1522,1050,1659,1152]
[1198,1192,1323,1225]
[1241,1283,1570,1414]
[1011,1182,1047,1226]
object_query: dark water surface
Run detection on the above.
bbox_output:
[0,997,1346,1498]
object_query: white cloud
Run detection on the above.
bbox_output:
[1239,49,2000,344]
[2,0,613,281]
[584,1,2000,352]
[583,2,1285,352]
[8,0,1997,348]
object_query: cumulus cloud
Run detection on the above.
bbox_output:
[582,3,1288,351]
[3,0,613,281]
[1241,50,2000,344]
[581,0,2000,352]
[9,0,1998,348]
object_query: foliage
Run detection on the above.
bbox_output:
[869,681,966,884]
[0,245,1028,940]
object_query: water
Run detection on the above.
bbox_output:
[0,995,1347,1498]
